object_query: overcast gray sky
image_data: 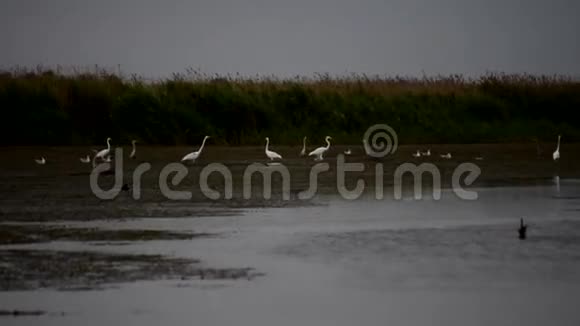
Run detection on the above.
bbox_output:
[1,0,579,78]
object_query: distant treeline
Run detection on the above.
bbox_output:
[1,66,579,146]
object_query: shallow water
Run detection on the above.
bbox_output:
[1,144,580,325]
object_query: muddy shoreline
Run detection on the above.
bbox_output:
[0,222,261,293]
[0,144,578,298]
[1,144,579,222]
[0,249,261,291]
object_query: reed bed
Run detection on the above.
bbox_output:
[0,66,579,145]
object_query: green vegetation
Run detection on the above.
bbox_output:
[1,66,579,145]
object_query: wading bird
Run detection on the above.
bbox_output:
[80,155,91,163]
[421,149,431,156]
[440,153,452,159]
[182,136,210,163]
[553,135,561,161]
[95,137,112,162]
[300,137,307,156]
[412,150,421,158]
[309,136,332,161]
[130,140,137,159]
[35,157,46,165]
[90,150,99,168]
[265,137,282,160]
[344,149,352,155]
[518,218,527,240]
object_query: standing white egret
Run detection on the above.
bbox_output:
[553,135,561,161]
[182,136,210,163]
[309,136,332,161]
[34,157,46,165]
[440,153,452,159]
[95,137,112,161]
[80,155,91,163]
[300,137,307,156]
[130,140,137,159]
[264,137,282,160]
[412,150,421,158]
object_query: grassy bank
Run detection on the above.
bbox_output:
[1,67,579,146]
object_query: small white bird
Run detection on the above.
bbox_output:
[95,137,112,161]
[412,150,421,158]
[300,136,307,156]
[421,149,431,156]
[265,137,282,160]
[80,155,91,163]
[309,136,332,161]
[182,136,210,163]
[440,153,452,159]
[130,140,137,159]
[35,157,46,165]
[553,135,561,161]
[344,149,352,155]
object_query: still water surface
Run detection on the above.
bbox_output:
[1,144,579,325]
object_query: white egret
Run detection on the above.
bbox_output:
[412,150,421,158]
[264,137,282,160]
[553,135,561,161]
[182,136,210,163]
[35,157,46,165]
[300,137,307,156]
[130,140,137,159]
[95,137,112,161]
[309,136,332,161]
[80,155,91,163]
[440,153,452,159]
[421,149,431,156]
